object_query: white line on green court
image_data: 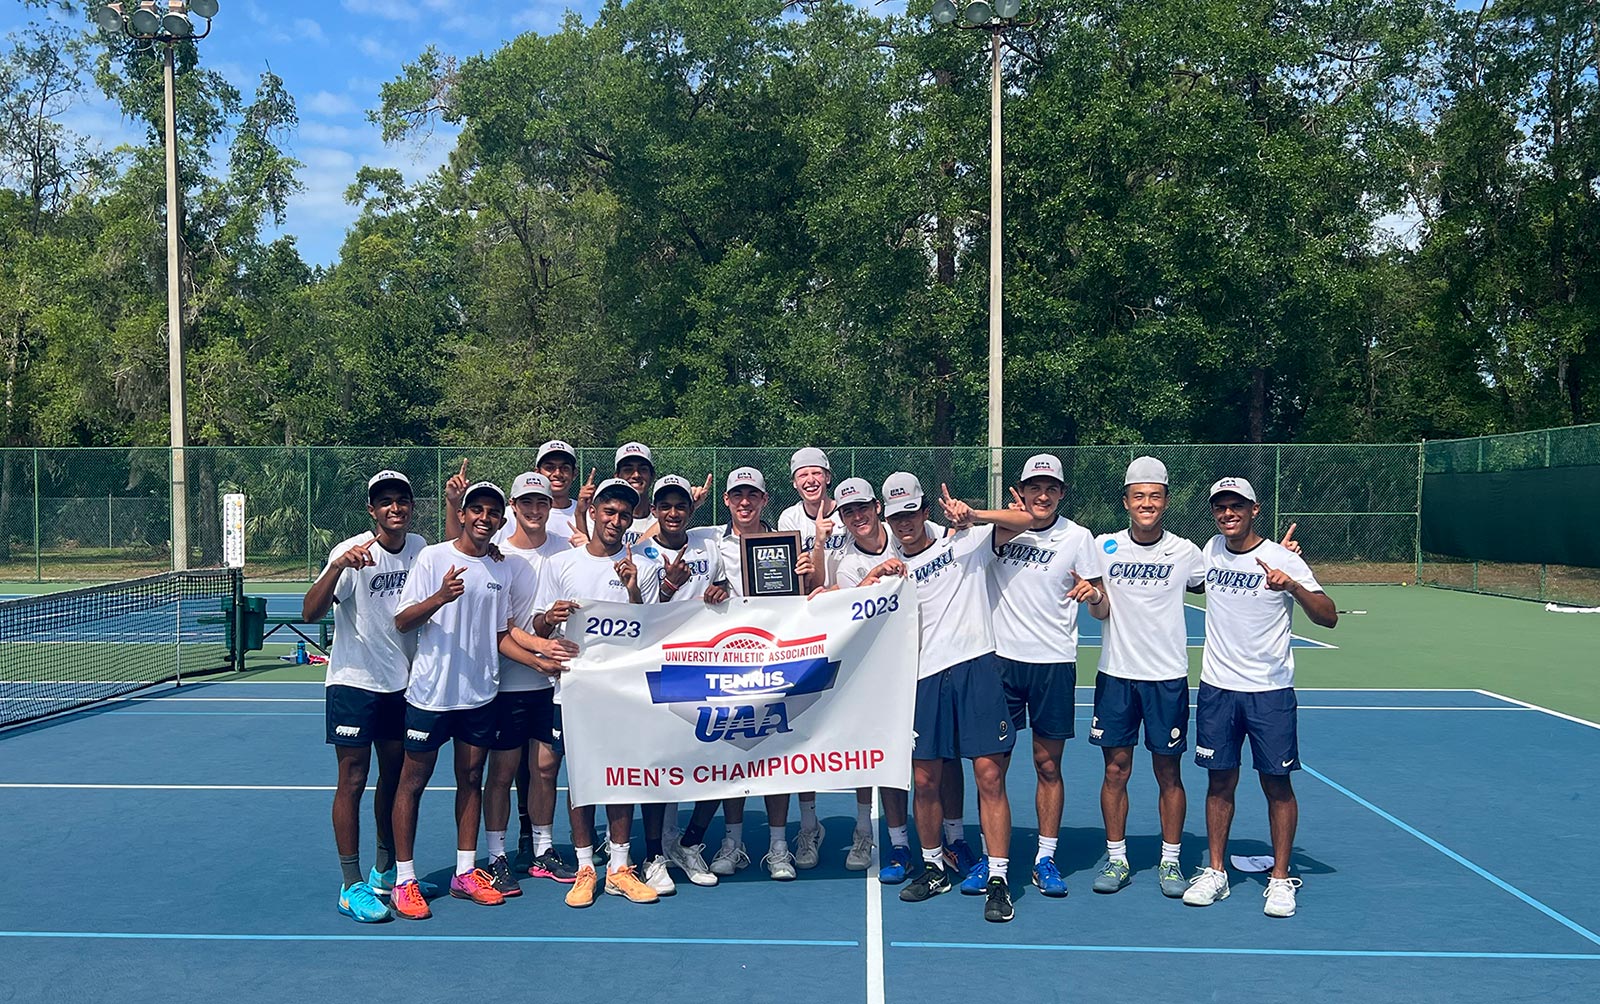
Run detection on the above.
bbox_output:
[1473,689,1600,732]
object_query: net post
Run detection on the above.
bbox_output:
[233,566,245,672]
[175,581,184,689]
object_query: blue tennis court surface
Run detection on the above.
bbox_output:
[2,682,1595,1003]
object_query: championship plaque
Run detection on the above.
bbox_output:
[740,531,803,597]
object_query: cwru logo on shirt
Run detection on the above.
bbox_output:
[369,570,407,594]
[1205,568,1264,591]
[1107,562,1174,582]
[997,542,1057,567]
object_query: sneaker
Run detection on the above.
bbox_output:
[944,838,980,876]
[959,856,990,895]
[845,831,874,871]
[983,876,1014,922]
[565,865,598,908]
[764,846,798,881]
[449,868,506,906]
[1263,876,1302,918]
[642,854,677,897]
[899,863,952,902]
[665,841,718,887]
[1182,866,1231,906]
[1157,860,1187,898]
[794,823,825,870]
[528,848,579,884]
[337,881,391,923]
[485,853,523,898]
[512,833,535,874]
[710,840,750,877]
[879,845,914,885]
[604,865,660,903]
[1032,857,1068,897]
[1092,856,1131,894]
[390,878,431,920]
[367,866,437,898]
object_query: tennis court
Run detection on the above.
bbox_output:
[2,583,1597,1003]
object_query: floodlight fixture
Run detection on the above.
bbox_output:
[190,0,219,17]
[95,3,125,32]
[962,1,994,26]
[995,0,1020,17]
[162,12,194,37]
[129,2,162,34]
[931,0,958,24]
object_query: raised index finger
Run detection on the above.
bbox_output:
[1255,558,1274,573]
[1282,522,1297,543]
[586,468,597,486]
[458,458,469,478]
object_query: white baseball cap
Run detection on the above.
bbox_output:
[510,471,553,500]
[725,467,767,494]
[594,477,640,508]
[652,474,694,503]
[366,470,411,495]
[881,472,924,515]
[789,447,830,475]
[1019,453,1065,484]
[615,442,653,469]
[833,477,876,507]
[461,481,506,507]
[1124,456,1169,487]
[1208,477,1257,503]
[535,440,576,466]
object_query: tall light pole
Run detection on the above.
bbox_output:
[96,1,219,570]
[932,0,1023,507]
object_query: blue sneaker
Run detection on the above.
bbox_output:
[959,855,990,895]
[879,845,915,885]
[944,839,980,877]
[1032,856,1069,897]
[337,881,392,923]
[369,866,437,898]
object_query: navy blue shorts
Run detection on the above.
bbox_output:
[997,656,1076,740]
[1193,683,1299,775]
[912,654,1017,761]
[1090,674,1191,755]
[549,704,565,758]
[489,689,555,751]
[325,685,406,747]
[403,702,497,752]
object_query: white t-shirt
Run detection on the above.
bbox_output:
[656,527,728,603]
[990,516,1101,664]
[502,534,572,570]
[1095,529,1205,682]
[778,501,851,558]
[898,526,998,679]
[495,549,552,693]
[396,542,513,712]
[831,532,896,589]
[534,544,662,702]
[494,504,580,547]
[1199,537,1324,692]
[321,532,427,693]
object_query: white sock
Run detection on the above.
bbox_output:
[1036,835,1058,864]
[531,825,553,856]
[889,825,910,848]
[661,802,680,837]
[486,830,506,858]
[855,801,873,836]
[455,849,475,876]
[396,860,416,885]
[1161,841,1182,863]
[942,818,963,846]
[1107,839,1128,863]
[575,844,594,870]
[769,826,788,854]
[921,845,944,868]
[989,856,1009,881]
[980,833,989,856]
[726,821,743,847]
[609,841,631,873]
[800,798,819,831]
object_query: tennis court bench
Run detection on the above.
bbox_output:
[199,595,333,665]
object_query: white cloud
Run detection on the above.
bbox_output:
[292,18,327,43]
[297,120,364,145]
[305,90,359,117]
[357,35,399,61]
[510,9,561,33]
[341,0,420,22]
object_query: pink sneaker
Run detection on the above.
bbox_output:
[449,868,505,905]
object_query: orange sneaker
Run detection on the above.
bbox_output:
[449,868,506,906]
[604,864,660,904]
[391,879,432,920]
[566,865,599,908]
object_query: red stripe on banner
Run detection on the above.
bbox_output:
[661,626,828,650]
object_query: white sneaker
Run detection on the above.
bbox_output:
[1263,876,1302,917]
[845,831,874,871]
[1182,867,1231,906]
[709,840,749,876]
[794,822,825,870]
[642,854,677,897]
[764,846,797,881]
[665,840,718,887]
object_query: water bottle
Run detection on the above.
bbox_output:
[295,641,308,664]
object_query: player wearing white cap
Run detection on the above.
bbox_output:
[530,477,663,908]
[1182,477,1337,919]
[305,470,428,923]
[534,440,585,544]
[612,442,657,547]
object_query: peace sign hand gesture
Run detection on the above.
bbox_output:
[436,565,466,603]
[940,483,974,529]
[663,547,692,589]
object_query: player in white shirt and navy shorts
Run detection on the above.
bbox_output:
[305,469,428,923]
[1182,477,1338,919]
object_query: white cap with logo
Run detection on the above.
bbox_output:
[615,442,653,468]
[510,472,553,500]
[1019,454,1065,484]
[535,440,577,466]
[881,472,924,515]
[652,474,694,502]
[462,481,506,507]
[789,447,830,474]
[367,470,411,494]
[594,477,641,507]
[1208,477,1257,503]
[1124,456,1169,487]
[833,477,876,507]
[725,467,767,494]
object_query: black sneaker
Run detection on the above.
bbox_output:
[512,833,535,873]
[529,848,579,883]
[984,876,1014,922]
[486,854,523,897]
[899,863,951,903]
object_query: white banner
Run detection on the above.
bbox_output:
[561,579,916,806]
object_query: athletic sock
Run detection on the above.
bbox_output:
[921,846,944,868]
[989,856,1010,881]
[609,841,631,873]
[486,830,506,859]
[661,802,679,838]
[518,814,532,839]
[1036,836,1058,864]
[374,838,395,874]
[575,845,594,870]
[396,860,416,885]
[855,800,873,836]
[799,798,819,832]
[889,825,910,849]
[726,821,744,847]
[645,834,664,859]
[980,834,989,856]
[339,853,362,887]
[531,824,553,856]
[456,849,476,876]
[681,822,707,848]
[769,826,788,855]
[1107,839,1128,863]
[942,818,963,846]
[1161,841,1182,864]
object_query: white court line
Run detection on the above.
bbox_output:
[865,791,884,1004]
[1475,689,1600,731]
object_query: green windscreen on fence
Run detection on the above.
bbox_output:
[1422,466,1600,567]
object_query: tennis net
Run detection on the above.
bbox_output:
[0,568,241,729]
